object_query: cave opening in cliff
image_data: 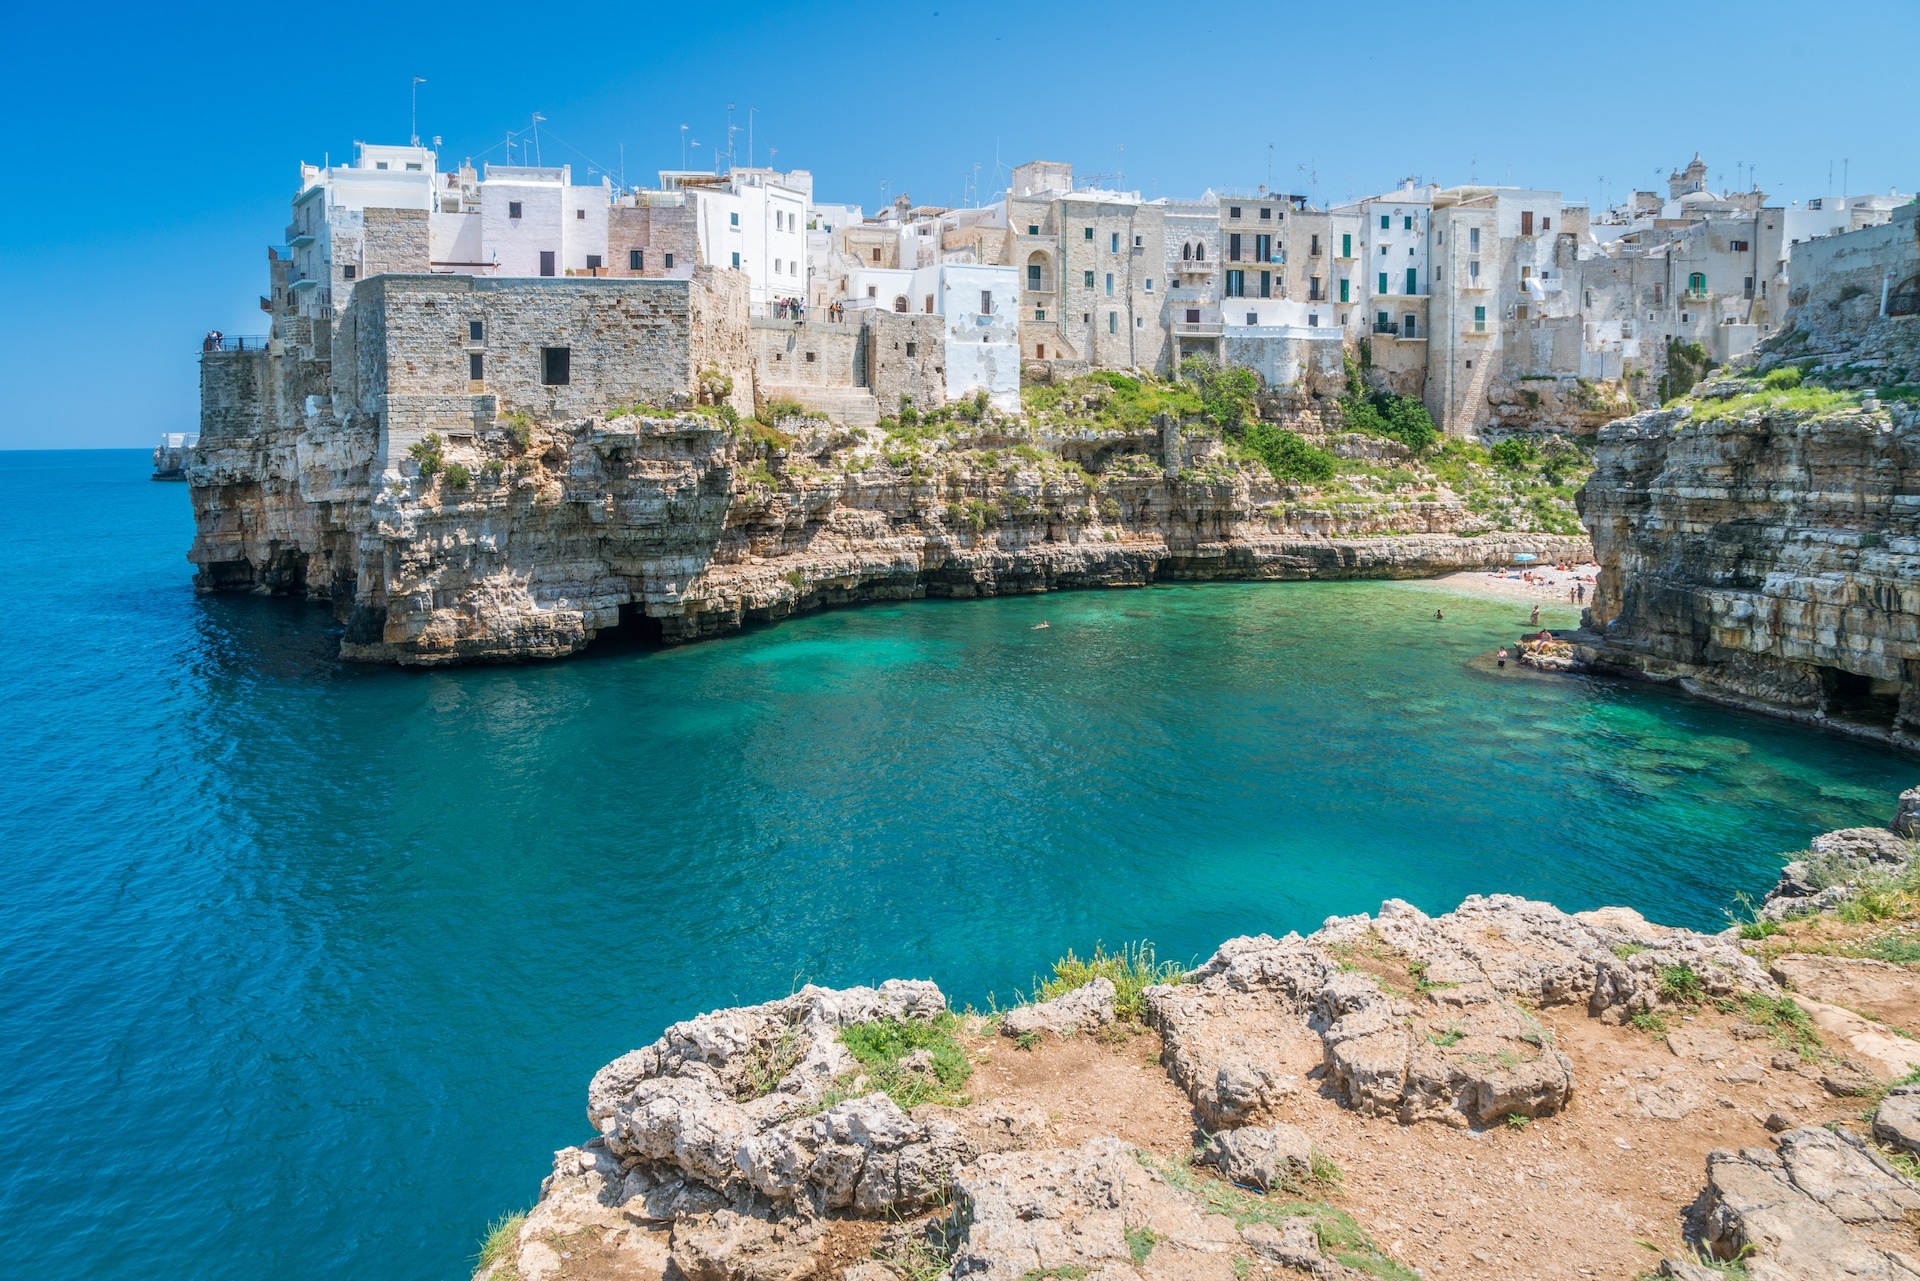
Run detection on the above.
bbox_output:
[594,601,664,652]
[1818,665,1901,731]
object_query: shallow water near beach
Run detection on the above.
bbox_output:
[1,450,1913,1281]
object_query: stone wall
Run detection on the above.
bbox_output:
[868,312,948,411]
[607,203,699,277]
[361,208,431,277]
[751,319,863,393]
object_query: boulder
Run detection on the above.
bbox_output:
[1691,1126,1920,1280]
[1001,977,1117,1040]
[1894,786,1920,839]
[1875,1087,1920,1157]
[1200,1124,1314,1192]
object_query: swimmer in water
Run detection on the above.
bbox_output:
[1031,621,1049,629]
[1434,609,1444,621]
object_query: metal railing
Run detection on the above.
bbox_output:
[201,335,269,353]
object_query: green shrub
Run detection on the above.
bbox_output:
[501,412,533,452]
[1658,964,1704,1004]
[1660,339,1713,403]
[1763,365,1804,390]
[443,462,473,491]
[745,418,795,451]
[1243,422,1337,482]
[408,431,445,478]
[1740,994,1821,1054]
[1032,941,1186,1023]
[1490,437,1538,468]
[756,398,809,427]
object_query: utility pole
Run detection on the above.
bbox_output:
[411,77,426,147]
[749,107,757,168]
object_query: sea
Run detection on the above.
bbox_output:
[1,448,1912,1279]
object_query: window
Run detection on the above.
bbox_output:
[539,251,555,276]
[867,286,877,298]
[1255,233,1271,263]
[1541,217,1550,231]
[730,212,739,227]
[1308,313,1318,328]
[1310,234,1322,256]
[576,209,585,221]
[375,161,388,170]
[1744,276,1755,298]
[1260,207,1271,220]
[586,254,602,270]
[1730,239,1750,252]
[1104,273,1113,296]
[1110,232,1119,252]
[1404,215,1413,230]
[774,259,782,273]
[1688,272,1707,297]
[1403,314,1416,338]
[924,295,935,313]
[1084,227,1093,240]
[731,252,740,268]
[542,346,570,385]
[1028,224,1039,235]
[1378,272,1388,295]
[1028,263,1043,290]
[510,201,523,219]
[1184,308,1200,323]
[1246,311,1258,325]
[802,350,815,365]
[1035,308,1045,321]
[1379,245,1388,256]
[1376,310,1391,331]
[1084,271,1095,288]
[1108,311,1116,333]
[1133,235,1143,248]
[343,265,356,279]
[1259,270,1271,299]
[1229,232,1242,261]
[469,320,484,341]
[1036,343,1045,358]
[905,341,917,357]
[1341,233,1351,257]
[663,253,674,269]
[1473,305,1486,333]
[1469,228,1480,253]
[1144,278,1152,292]
[405,162,421,172]
[469,353,483,381]
[1520,211,1534,236]
[629,249,643,271]
[1469,259,1480,280]
[1653,284,1663,305]
[1225,269,1245,297]
[1405,267,1417,295]
[1339,278,1349,303]
[1309,276,1322,301]
[871,248,882,262]
[1229,206,1241,219]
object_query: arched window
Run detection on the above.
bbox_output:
[1688,272,1707,298]
[1195,242,1205,262]
[1181,242,1192,261]
[893,295,909,313]
[1025,250,1050,292]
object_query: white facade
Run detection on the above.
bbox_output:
[663,168,812,313]
[1351,186,1435,336]
[933,263,1021,413]
[476,166,611,277]
[286,143,440,318]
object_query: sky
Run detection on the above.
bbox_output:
[1,0,1915,450]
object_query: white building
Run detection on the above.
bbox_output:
[474,165,611,277]
[659,168,812,313]
[286,143,442,322]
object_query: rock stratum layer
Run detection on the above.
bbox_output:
[478,792,1920,1281]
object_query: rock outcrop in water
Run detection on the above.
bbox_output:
[478,792,1920,1281]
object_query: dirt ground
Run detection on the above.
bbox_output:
[958,990,1878,1281]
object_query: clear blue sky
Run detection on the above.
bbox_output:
[2,0,1913,449]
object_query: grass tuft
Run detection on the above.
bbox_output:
[827,1013,972,1110]
[1032,941,1186,1024]
[1740,994,1821,1055]
[1125,1226,1163,1264]
[1659,963,1705,1004]
[475,1210,527,1278]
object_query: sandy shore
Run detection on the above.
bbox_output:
[1424,562,1600,605]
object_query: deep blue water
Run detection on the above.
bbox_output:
[1,449,1912,1280]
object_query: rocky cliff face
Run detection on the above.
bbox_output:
[1576,381,1920,746]
[477,793,1920,1281]
[188,405,1587,666]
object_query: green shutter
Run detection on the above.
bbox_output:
[1378,272,1388,295]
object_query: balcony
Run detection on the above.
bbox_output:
[1172,320,1224,336]
[1177,258,1217,274]
[1462,274,1491,290]
[201,335,270,353]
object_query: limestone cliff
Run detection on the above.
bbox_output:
[1577,372,1920,746]
[188,405,1586,666]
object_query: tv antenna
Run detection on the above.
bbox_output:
[410,77,426,147]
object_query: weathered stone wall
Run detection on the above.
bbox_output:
[361,208,431,277]
[868,312,948,410]
[1784,204,1920,353]
[607,203,699,277]
[751,318,862,393]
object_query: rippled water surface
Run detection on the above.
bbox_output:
[2,450,1913,1280]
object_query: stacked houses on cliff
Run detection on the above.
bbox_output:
[247,141,1913,445]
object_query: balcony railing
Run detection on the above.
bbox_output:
[201,335,270,353]
[1176,259,1216,273]
[1172,320,1224,336]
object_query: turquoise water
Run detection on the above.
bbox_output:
[1,450,1913,1280]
